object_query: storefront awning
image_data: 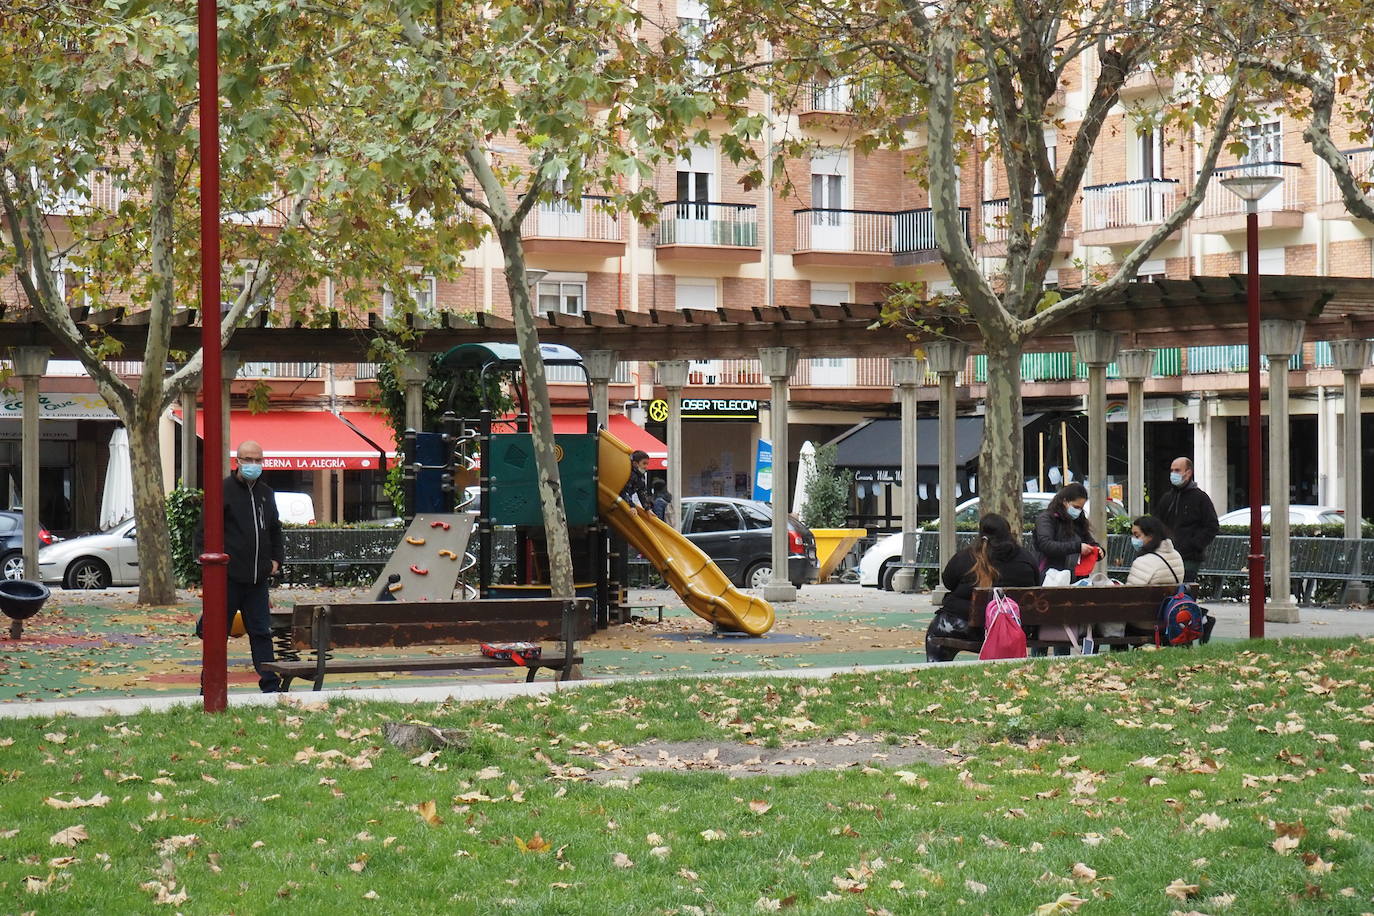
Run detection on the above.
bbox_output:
[550,414,668,470]
[190,410,398,471]
[828,417,986,470]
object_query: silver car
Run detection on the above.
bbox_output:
[37,519,140,589]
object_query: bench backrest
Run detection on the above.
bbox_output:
[969,585,1181,628]
[291,598,595,650]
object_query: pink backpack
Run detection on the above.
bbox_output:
[979,588,1028,660]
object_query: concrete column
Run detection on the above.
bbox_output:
[10,347,49,591]
[1116,348,1155,519]
[925,341,969,588]
[890,356,927,593]
[1192,398,1229,514]
[584,350,620,430]
[180,388,199,488]
[1073,330,1121,550]
[159,409,177,496]
[759,346,799,603]
[397,352,430,433]
[1330,338,1372,604]
[658,360,690,529]
[1261,319,1305,623]
[220,350,240,477]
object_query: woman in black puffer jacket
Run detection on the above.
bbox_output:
[925,513,1039,662]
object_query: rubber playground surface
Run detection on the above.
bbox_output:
[4,583,1373,704]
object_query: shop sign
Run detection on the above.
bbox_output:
[650,398,759,422]
[0,419,79,440]
[258,455,384,471]
[0,391,118,420]
[852,468,902,484]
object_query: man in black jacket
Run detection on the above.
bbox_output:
[196,440,286,692]
[1153,457,1219,582]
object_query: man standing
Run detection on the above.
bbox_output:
[197,440,285,692]
[1153,456,1219,583]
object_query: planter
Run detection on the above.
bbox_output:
[0,579,51,621]
[810,528,867,582]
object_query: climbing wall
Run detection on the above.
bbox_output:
[369,513,477,602]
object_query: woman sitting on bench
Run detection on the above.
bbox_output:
[1125,515,1185,585]
[925,513,1038,662]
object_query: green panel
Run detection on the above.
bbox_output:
[1154,347,1181,376]
[488,434,598,526]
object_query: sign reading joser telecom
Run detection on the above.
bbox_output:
[648,398,760,422]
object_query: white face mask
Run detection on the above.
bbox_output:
[1169,471,1184,487]
[1066,504,1082,519]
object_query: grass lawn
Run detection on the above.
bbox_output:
[2,638,1373,914]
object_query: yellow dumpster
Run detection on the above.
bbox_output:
[809,528,867,583]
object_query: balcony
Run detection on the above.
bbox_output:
[520,195,624,257]
[798,80,860,128]
[656,202,760,264]
[979,194,1074,255]
[792,207,968,268]
[1080,178,1181,247]
[1318,148,1374,221]
[1192,161,1305,235]
[37,169,126,217]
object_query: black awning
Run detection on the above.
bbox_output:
[826,417,986,470]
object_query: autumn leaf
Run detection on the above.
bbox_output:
[612,852,634,868]
[1033,893,1086,914]
[44,793,110,810]
[1271,834,1301,855]
[1191,812,1230,833]
[747,800,773,815]
[50,825,89,847]
[1070,863,1097,882]
[416,801,442,826]
[965,879,988,894]
[514,833,551,853]
[700,829,727,842]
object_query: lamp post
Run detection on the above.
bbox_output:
[1220,172,1283,640]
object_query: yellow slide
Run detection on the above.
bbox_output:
[598,430,775,636]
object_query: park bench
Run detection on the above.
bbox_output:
[262,597,594,691]
[926,584,1185,660]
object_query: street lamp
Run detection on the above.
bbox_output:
[1220,171,1282,640]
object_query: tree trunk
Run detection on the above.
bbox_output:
[980,340,1026,530]
[495,227,575,599]
[127,405,177,605]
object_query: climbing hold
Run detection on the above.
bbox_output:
[406,536,426,546]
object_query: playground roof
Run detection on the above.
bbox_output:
[6,275,1374,363]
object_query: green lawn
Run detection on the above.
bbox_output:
[2,638,1373,914]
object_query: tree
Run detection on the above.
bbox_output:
[707,0,1277,526]
[0,1,450,603]
[362,0,731,597]
[800,444,852,530]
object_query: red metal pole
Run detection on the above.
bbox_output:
[1246,208,1266,639]
[198,0,229,710]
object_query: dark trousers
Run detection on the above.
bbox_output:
[1182,559,1201,584]
[196,578,280,692]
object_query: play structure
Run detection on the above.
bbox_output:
[397,342,774,636]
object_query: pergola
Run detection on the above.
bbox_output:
[7,274,1374,617]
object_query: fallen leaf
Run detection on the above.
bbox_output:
[1271,834,1301,855]
[612,852,634,868]
[1191,812,1230,833]
[416,801,442,826]
[1071,863,1097,882]
[50,825,89,847]
[475,766,503,780]
[1164,878,1200,900]
[965,879,988,894]
[44,793,110,810]
[748,800,773,815]
[514,833,551,853]
[700,829,727,842]
[1033,892,1086,914]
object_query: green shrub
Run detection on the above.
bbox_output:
[166,483,203,587]
[800,443,852,529]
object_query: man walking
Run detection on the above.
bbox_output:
[1153,456,1219,583]
[196,440,285,692]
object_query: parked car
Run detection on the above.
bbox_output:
[0,509,56,580]
[37,519,139,589]
[679,497,819,590]
[858,493,1127,590]
[1217,505,1345,526]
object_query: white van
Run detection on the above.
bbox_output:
[273,491,317,526]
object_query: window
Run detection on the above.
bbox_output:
[676,144,714,221]
[381,270,436,319]
[676,277,717,311]
[1242,121,1282,163]
[1132,258,1166,283]
[686,501,741,533]
[810,282,850,307]
[224,261,273,315]
[536,273,586,316]
[678,0,711,77]
[737,503,771,530]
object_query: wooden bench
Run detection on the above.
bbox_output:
[926,585,1187,660]
[262,598,594,691]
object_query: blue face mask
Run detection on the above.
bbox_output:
[1131,536,1144,550]
[1066,504,1082,519]
[1169,472,1184,487]
[239,462,263,481]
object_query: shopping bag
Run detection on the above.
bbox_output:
[979,588,1028,660]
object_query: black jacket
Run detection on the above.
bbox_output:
[1031,507,1099,575]
[651,490,673,522]
[1153,480,1219,562]
[195,474,285,585]
[621,467,652,510]
[939,539,1040,618]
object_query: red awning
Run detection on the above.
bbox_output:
[550,414,668,470]
[192,410,398,471]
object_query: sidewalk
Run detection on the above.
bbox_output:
[3,583,1372,712]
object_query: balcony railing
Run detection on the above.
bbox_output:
[1318,147,1374,206]
[658,201,758,246]
[240,361,319,379]
[1185,346,1300,373]
[793,207,968,255]
[37,169,126,216]
[521,195,621,241]
[980,194,1049,243]
[1197,161,1304,218]
[803,79,855,113]
[1082,178,1180,230]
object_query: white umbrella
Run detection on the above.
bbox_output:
[99,427,135,530]
[792,440,817,518]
